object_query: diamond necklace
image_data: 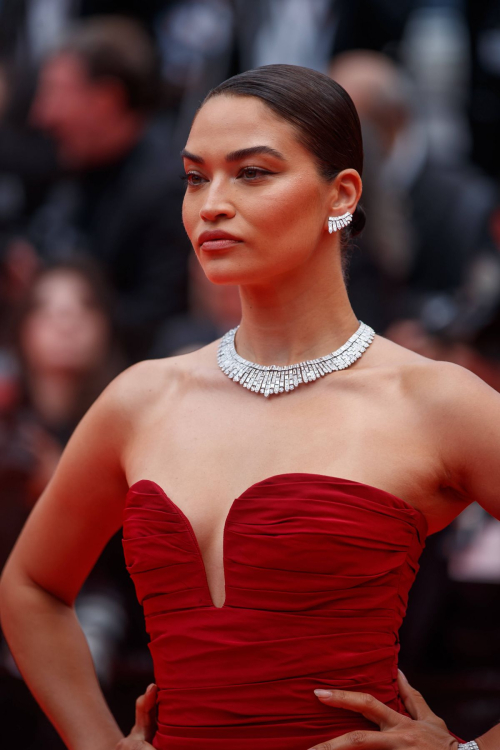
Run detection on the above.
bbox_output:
[217,320,375,397]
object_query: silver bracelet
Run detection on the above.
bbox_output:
[458,742,480,750]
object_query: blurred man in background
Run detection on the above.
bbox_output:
[330,49,500,331]
[27,16,189,363]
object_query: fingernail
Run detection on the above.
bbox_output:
[398,669,407,682]
[146,683,156,693]
[314,689,332,698]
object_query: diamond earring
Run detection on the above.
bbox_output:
[328,211,353,233]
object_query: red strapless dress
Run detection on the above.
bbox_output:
[122,473,428,749]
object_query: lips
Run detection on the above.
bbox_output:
[198,230,243,251]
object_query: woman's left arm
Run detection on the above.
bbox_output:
[310,362,500,750]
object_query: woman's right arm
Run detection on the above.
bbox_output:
[0,362,147,750]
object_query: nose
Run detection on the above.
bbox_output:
[199,179,236,222]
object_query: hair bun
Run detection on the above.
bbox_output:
[348,204,366,237]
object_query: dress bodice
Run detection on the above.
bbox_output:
[122,473,428,750]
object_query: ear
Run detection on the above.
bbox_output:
[328,168,363,217]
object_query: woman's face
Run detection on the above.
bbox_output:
[20,270,111,373]
[182,95,342,286]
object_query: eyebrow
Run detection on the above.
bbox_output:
[180,145,286,164]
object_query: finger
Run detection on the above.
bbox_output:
[142,683,158,717]
[133,684,158,741]
[307,729,402,750]
[142,683,158,742]
[313,689,407,731]
[397,670,437,722]
[128,685,156,739]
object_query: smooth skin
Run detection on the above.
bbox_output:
[1,94,499,750]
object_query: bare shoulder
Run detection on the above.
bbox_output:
[100,341,220,424]
[372,333,500,418]
[372,336,500,516]
[373,333,483,387]
[104,340,221,419]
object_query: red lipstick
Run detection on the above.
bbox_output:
[198,229,243,251]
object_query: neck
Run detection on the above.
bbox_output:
[235,251,359,366]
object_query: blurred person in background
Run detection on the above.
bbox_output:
[0,257,141,748]
[0,0,168,266]
[14,256,123,448]
[329,49,500,330]
[0,255,122,571]
[26,15,190,363]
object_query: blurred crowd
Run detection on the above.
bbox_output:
[1,1,500,747]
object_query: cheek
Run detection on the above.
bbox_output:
[249,179,323,250]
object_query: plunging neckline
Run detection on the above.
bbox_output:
[126,472,428,610]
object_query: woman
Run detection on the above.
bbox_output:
[0,64,498,750]
[15,257,123,447]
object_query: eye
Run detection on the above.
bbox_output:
[238,166,272,181]
[181,171,206,187]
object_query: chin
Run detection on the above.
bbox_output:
[198,245,303,286]
[203,268,245,286]
[201,258,268,286]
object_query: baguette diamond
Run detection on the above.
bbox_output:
[217,321,375,397]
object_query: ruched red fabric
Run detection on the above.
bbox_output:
[122,473,428,749]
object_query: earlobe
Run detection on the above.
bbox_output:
[328,211,353,233]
